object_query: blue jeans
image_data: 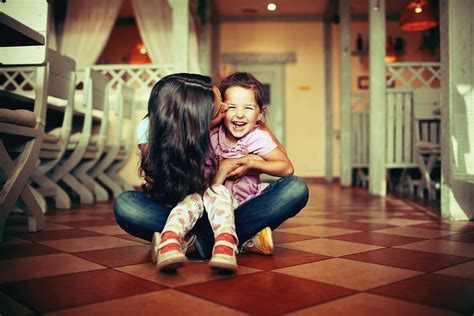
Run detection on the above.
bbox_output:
[113,176,308,258]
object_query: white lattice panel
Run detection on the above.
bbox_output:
[387,62,441,90]
[0,67,37,95]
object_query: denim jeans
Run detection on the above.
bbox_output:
[113,176,308,258]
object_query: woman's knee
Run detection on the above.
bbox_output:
[282,176,309,201]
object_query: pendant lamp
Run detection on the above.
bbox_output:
[400,0,438,31]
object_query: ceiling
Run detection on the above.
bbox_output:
[114,0,411,20]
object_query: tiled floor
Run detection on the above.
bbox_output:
[1,183,474,315]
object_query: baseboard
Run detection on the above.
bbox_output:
[301,177,340,184]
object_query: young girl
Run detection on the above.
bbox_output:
[156,72,294,272]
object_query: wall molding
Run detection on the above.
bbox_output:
[222,52,296,65]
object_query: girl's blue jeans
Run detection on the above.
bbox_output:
[113,176,308,259]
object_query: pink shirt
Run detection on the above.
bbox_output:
[210,125,277,205]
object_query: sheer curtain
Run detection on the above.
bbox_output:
[60,0,123,66]
[131,0,172,65]
[132,0,201,72]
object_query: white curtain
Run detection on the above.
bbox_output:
[47,3,58,50]
[132,0,201,72]
[131,0,172,65]
[188,14,201,74]
[60,0,123,66]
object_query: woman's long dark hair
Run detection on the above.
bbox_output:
[140,73,215,205]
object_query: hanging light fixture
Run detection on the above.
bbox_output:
[400,0,438,31]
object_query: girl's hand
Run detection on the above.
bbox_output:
[227,155,263,178]
[213,158,243,185]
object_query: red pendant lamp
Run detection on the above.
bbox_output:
[400,0,438,31]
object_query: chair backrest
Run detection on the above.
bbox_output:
[351,111,369,167]
[386,90,415,168]
[47,49,75,100]
[90,71,108,111]
[0,0,48,65]
[413,89,441,144]
[121,85,135,155]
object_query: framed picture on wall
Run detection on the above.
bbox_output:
[357,75,396,89]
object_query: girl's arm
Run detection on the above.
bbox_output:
[258,121,287,155]
[228,148,294,178]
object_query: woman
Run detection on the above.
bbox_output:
[113,73,308,260]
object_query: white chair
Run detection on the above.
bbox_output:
[89,84,135,199]
[413,89,441,200]
[0,0,48,241]
[385,90,419,194]
[29,49,76,210]
[50,69,109,205]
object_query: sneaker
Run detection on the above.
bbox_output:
[156,233,188,271]
[150,232,161,264]
[242,227,274,255]
[150,233,197,264]
[209,237,238,273]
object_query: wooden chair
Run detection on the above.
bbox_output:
[413,89,441,200]
[385,90,418,194]
[89,85,135,199]
[0,0,48,241]
[50,69,109,205]
[351,110,370,187]
[29,49,76,210]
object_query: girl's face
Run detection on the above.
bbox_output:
[223,86,263,144]
[210,86,228,128]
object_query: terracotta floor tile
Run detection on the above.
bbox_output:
[0,253,104,283]
[48,289,245,316]
[435,261,474,280]
[238,247,330,270]
[321,221,396,231]
[343,248,471,272]
[0,235,30,245]
[72,245,151,267]
[440,232,474,243]
[45,214,105,223]
[50,219,118,228]
[5,222,74,234]
[116,261,260,288]
[80,225,125,235]
[370,274,474,313]
[283,217,343,226]
[273,231,317,244]
[112,234,150,244]
[0,242,60,260]
[287,293,459,316]
[277,222,313,229]
[275,258,421,291]
[278,238,382,257]
[1,269,165,313]
[178,271,355,315]
[15,228,102,242]
[373,227,457,239]
[37,236,141,253]
[360,218,433,226]
[328,231,425,247]
[277,226,361,238]
[411,221,474,233]
[0,291,34,316]
[395,240,474,258]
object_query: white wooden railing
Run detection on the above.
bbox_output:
[387,62,441,90]
[0,64,176,107]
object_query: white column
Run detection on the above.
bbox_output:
[368,0,386,196]
[169,0,189,72]
[324,21,333,183]
[339,0,352,186]
[440,0,474,220]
